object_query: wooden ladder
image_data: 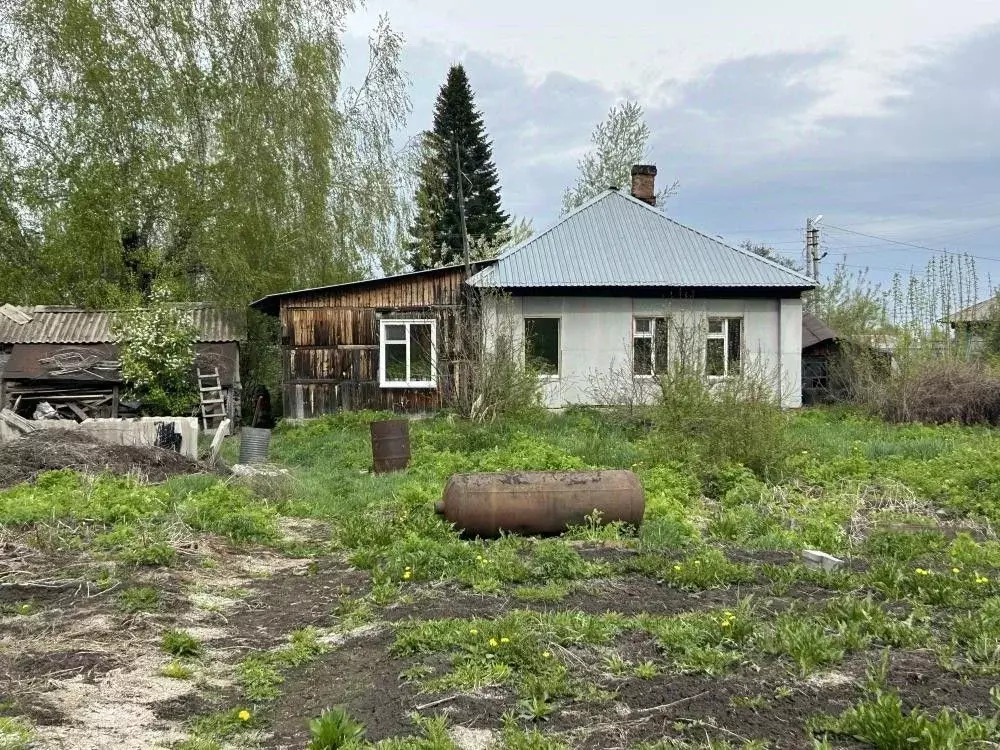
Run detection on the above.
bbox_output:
[197,367,227,430]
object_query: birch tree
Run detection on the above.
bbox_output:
[0,0,411,306]
[562,100,677,214]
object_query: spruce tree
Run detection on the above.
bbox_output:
[408,65,509,270]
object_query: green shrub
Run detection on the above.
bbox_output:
[645,357,789,477]
[112,290,199,416]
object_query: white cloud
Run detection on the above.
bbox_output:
[348,0,1000,120]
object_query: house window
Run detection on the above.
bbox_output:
[633,317,669,376]
[379,319,437,388]
[706,317,742,377]
[525,317,559,375]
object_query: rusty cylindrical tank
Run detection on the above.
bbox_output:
[435,470,644,538]
[370,419,411,473]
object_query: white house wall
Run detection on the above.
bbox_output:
[483,294,803,409]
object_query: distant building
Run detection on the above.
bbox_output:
[0,304,244,422]
[943,297,998,356]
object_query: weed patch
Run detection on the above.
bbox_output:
[238,627,328,702]
[162,629,202,658]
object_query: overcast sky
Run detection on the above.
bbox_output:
[347,1,1000,293]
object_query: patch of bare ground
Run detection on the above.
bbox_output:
[868,649,997,715]
[222,555,370,649]
[549,669,859,750]
[262,628,421,748]
[0,534,326,747]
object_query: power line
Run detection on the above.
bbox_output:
[823,224,999,263]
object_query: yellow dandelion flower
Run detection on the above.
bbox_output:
[238,710,251,721]
[469,628,478,635]
[976,576,989,585]
[542,650,551,659]
[720,621,731,628]
[403,571,412,580]
[489,638,499,648]
[673,565,682,572]
[500,637,510,644]
[952,568,961,574]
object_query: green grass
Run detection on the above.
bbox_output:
[0,717,33,749]
[238,627,328,702]
[162,630,202,658]
[117,586,161,613]
[7,405,1000,746]
[161,660,194,679]
[811,655,1000,747]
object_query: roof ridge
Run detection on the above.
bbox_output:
[615,191,816,285]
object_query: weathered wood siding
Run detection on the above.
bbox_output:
[278,268,469,417]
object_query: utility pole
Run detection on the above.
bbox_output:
[455,140,471,278]
[805,216,823,281]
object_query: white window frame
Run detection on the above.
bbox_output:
[706,317,742,379]
[632,317,668,378]
[379,319,437,389]
[524,316,561,378]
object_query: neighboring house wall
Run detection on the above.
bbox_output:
[485,294,804,409]
[276,267,469,418]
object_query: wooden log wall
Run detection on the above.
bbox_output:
[278,268,470,417]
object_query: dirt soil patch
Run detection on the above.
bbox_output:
[226,556,370,649]
[0,430,203,487]
[263,628,420,748]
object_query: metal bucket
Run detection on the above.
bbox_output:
[238,426,272,464]
[371,419,410,473]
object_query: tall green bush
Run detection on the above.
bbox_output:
[645,352,789,477]
[113,290,198,416]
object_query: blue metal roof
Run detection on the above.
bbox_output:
[468,190,815,289]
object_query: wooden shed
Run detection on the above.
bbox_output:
[251,264,487,418]
[802,312,840,405]
[0,304,244,421]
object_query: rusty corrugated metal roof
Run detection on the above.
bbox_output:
[468,189,815,289]
[0,304,245,344]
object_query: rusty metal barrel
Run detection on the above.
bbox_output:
[370,419,411,473]
[435,470,644,538]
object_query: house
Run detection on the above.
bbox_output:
[943,297,999,356]
[0,304,245,422]
[251,166,815,416]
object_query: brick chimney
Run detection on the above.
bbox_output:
[630,164,657,206]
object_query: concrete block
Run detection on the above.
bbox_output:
[802,549,845,571]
